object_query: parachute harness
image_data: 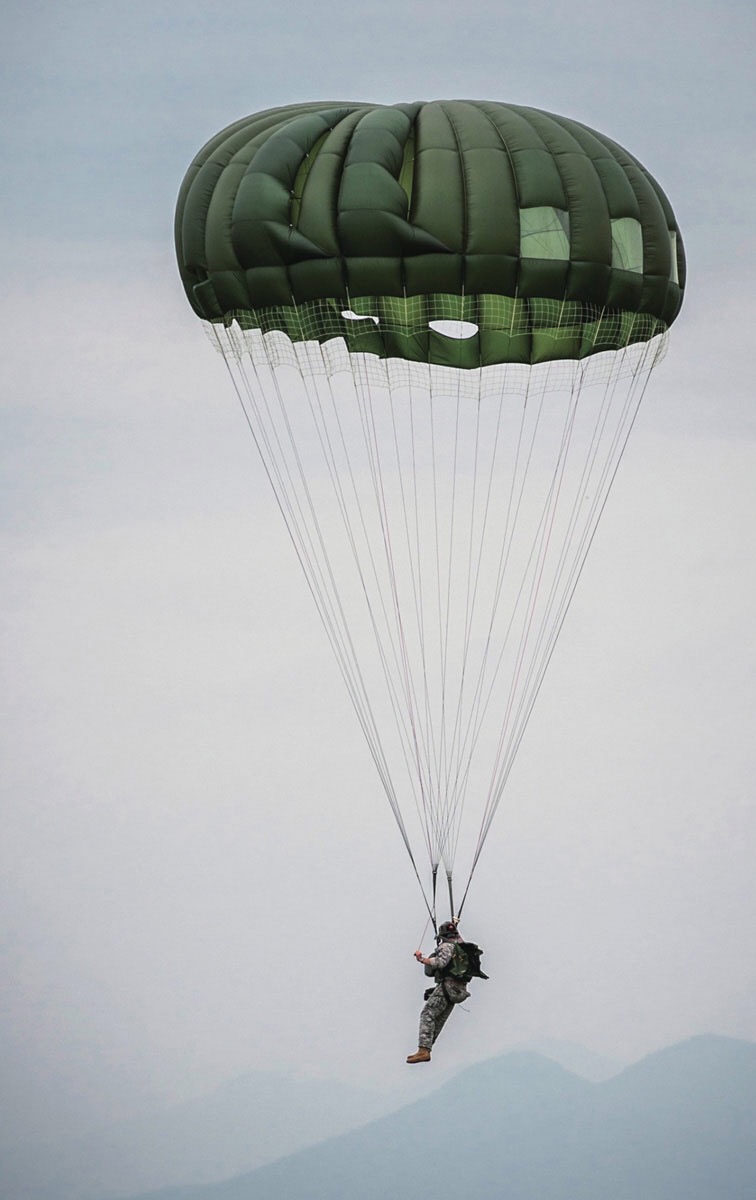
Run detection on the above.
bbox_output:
[211,311,666,918]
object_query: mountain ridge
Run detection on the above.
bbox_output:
[111,1034,756,1200]
[0,1037,621,1200]
[0,1069,395,1200]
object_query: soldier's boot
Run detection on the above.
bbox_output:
[406,1047,431,1063]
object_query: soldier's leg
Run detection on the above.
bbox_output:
[430,997,455,1045]
[418,985,453,1050]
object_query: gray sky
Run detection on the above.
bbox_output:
[1,0,755,1146]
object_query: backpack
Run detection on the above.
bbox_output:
[445,941,489,983]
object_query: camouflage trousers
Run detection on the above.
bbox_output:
[418,980,469,1050]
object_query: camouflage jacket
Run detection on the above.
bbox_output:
[424,939,469,1001]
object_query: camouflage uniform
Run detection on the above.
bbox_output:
[418,938,470,1050]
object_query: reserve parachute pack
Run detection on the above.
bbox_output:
[445,941,489,983]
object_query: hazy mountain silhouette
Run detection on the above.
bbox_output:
[0,1038,619,1200]
[0,1071,395,1200]
[113,1034,756,1200]
[510,1037,623,1081]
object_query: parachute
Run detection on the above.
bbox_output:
[175,100,685,923]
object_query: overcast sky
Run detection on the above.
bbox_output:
[1,0,755,1148]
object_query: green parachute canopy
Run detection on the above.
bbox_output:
[175,99,685,368]
[175,102,685,919]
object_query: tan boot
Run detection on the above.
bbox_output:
[406,1047,431,1064]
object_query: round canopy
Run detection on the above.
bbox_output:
[176,100,684,366]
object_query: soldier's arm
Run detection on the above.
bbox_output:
[424,942,455,971]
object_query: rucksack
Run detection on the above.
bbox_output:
[445,941,489,983]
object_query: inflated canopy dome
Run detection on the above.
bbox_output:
[175,100,685,366]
